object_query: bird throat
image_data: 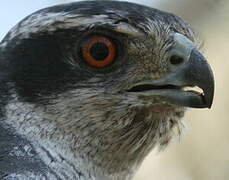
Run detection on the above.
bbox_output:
[3,92,185,180]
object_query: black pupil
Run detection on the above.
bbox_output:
[89,42,109,61]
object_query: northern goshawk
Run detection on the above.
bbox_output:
[0,1,214,179]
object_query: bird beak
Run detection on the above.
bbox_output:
[127,33,215,108]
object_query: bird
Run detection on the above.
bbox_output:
[0,1,214,180]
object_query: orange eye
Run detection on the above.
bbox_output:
[81,36,116,67]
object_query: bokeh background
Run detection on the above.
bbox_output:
[0,0,228,179]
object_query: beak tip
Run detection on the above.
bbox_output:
[190,49,215,109]
[205,93,214,109]
[207,103,213,109]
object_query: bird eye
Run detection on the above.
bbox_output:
[81,35,116,67]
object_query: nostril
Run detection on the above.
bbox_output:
[170,55,184,65]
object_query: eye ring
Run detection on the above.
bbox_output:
[81,35,116,68]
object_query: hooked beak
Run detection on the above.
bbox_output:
[127,33,214,108]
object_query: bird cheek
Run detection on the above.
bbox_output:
[149,104,175,113]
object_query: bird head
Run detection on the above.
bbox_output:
[0,1,214,179]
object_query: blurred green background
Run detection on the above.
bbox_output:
[1,0,228,179]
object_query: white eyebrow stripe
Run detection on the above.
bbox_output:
[114,23,143,36]
[6,12,142,41]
